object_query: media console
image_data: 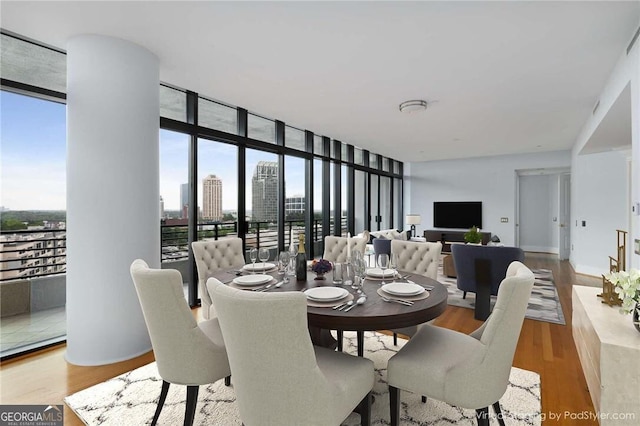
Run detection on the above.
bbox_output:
[424,229,491,253]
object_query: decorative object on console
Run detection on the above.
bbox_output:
[311,259,332,280]
[604,268,640,333]
[463,226,482,244]
[405,214,421,237]
[599,229,627,307]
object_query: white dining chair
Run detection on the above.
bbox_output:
[323,236,367,263]
[386,261,535,426]
[390,240,442,344]
[192,237,245,319]
[130,259,231,426]
[208,278,375,426]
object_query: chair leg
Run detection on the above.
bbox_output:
[183,385,199,426]
[492,401,506,426]
[389,386,400,426]
[421,395,427,403]
[337,330,343,352]
[224,375,231,386]
[151,380,170,426]
[475,407,490,426]
[358,391,372,426]
[393,332,398,346]
[463,291,467,299]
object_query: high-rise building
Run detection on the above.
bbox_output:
[285,195,305,217]
[202,175,223,220]
[252,161,278,222]
[180,183,188,218]
[159,196,165,219]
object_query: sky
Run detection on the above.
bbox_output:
[1,90,313,212]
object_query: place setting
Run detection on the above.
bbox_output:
[304,286,354,308]
[376,281,430,305]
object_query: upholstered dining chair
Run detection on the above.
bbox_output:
[386,261,535,426]
[208,279,375,426]
[389,240,442,344]
[130,260,231,426]
[323,235,367,263]
[192,237,245,320]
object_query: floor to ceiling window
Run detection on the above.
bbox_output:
[2,31,405,358]
[0,90,67,358]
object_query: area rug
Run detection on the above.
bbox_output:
[437,260,566,325]
[65,331,541,425]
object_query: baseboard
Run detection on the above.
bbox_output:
[521,246,559,254]
[574,264,606,277]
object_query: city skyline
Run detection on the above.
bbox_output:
[2,91,317,213]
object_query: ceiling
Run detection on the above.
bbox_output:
[2,1,639,163]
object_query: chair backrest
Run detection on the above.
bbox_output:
[391,240,442,279]
[192,237,245,319]
[208,279,336,424]
[130,259,227,384]
[452,244,525,295]
[450,261,534,405]
[322,236,367,263]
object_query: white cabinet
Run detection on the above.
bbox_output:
[572,286,640,425]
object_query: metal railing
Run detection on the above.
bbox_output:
[0,217,349,280]
[0,229,67,282]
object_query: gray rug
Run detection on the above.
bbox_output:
[65,331,541,425]
[437,261,566,325]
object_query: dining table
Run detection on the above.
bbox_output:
[211,263,448,357]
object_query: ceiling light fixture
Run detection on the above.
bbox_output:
[399,100,427,113]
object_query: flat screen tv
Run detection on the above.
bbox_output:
[433,201,482,229]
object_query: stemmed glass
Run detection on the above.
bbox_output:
[378,253,390,285]
[258,248,270,273]
[389,253,398,283]
[279,251,290,283]
[353,257,366,294]
[249,248,258,274]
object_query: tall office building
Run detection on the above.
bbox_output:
[159,195,165,219]
[252,161,278,222]
[285,195,305,217]
[202,175,223,220]
[180,183,188,218]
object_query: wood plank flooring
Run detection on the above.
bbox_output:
[0,253,600,425]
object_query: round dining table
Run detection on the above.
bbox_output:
[213,266,448,357]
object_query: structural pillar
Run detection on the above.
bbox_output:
[66,35,159,365]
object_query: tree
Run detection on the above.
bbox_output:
[1,218,27,231]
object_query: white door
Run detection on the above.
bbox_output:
[559,174,571,260]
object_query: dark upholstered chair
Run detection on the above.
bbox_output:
[372,237,391,266]
[451,244,525,320]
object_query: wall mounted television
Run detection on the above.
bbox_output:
[433,201,482,229]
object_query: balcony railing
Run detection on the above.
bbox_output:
[0,218,349,280]
[0,229,67,282]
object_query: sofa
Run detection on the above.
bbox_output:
[356,229,409,265]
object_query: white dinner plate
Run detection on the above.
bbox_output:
[232,274,273,286]
[304,287,349,302]
[366,268,397,278]
[243,262,276,272]
[381,282,425,296]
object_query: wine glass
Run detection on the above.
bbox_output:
[353,257,366,294]
[249,248,258,274]
[377,253,390,285]
[389,252,399,283]
[279,251,290,282]
[258,248,270,273]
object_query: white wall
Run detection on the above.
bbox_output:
[519,174,560,254]
[570,30,639,272]
[405,150,571,247]
[571,151,629,275]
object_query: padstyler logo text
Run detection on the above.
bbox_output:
[0,404,63,426]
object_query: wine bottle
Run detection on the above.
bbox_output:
[296,233,307,281]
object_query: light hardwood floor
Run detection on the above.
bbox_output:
[0,253,600,425]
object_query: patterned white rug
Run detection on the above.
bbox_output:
[437,261,566,325]
[65,331,541,425]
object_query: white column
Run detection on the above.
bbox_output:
[632,34,640,270]
[66,35,159,365]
